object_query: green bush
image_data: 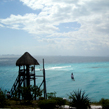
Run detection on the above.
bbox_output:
[13,85,42,101]
[47,91,56,99]
[39,97,45,100]
[38,99,56,109]
[68,89,90,109]
[52,97,66,106]
[0,89,7,107]
[99,98,109,109]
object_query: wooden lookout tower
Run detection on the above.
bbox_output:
[10,52,47,99]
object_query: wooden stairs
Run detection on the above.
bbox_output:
[10,73,25,97]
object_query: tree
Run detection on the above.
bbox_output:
[47,91,56,99]
[13,85,43,104]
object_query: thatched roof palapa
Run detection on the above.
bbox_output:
[16,52,39,66]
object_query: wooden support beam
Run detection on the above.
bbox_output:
[43,59,47,99]
[35,75,43,77]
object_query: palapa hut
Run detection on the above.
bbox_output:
[16,52,39,87]
[16,52,39,66]
[10,52,47,99]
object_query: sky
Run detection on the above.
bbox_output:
[0,0,109,56]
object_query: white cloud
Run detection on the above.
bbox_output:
[0,0,109,55]
[9,24,20,30]
[1,0,13,2]
[20,0,51,10]
[0,24,4,27]
[0,13,58,34]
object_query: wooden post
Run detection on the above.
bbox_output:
[34,65,36,100]
[26,65,30,87]
[34,65,36,87]
[18,66,21,99]
[23,65,25,87]
[43,59,47,99]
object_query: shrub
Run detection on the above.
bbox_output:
[99,98,109,109]
[38,99,56,109]
[47,91,56,99]
[52,97,66,106]
[13,85,42,100]
[68,89,90,109]
[0,89,7,108]
[39,97,45,100]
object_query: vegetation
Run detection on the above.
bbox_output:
[68,89,90,109]
[0,89,8,108]
[12,85,43,105]
[5,100,38,109]
[2,87,109,109]
[14,86,42,98]
[99,98,109,109]
[38,97,66,109]
[38,99,56,109]
[47,91,56,99]
[52,97,66,107]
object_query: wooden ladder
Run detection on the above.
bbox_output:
[10,75,24,97]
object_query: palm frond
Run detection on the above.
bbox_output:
[68,89,90,109]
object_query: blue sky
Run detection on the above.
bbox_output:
[0,0,109,56]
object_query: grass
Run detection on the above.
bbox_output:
[5,100,39,109]
[5,99,102,109]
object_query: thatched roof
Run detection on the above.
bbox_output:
[16,52,39,66]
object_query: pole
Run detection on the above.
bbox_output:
[43,59,47,99]
[18,66,21,99]
[34,65,36,100]
[26,65,30,87]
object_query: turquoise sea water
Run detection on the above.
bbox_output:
[0,56,109,101]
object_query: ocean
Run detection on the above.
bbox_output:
[0,55,109,102]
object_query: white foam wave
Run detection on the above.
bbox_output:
[45,65,71,70]
[35,65,72,71]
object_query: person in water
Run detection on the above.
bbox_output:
[71,73,74,79]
